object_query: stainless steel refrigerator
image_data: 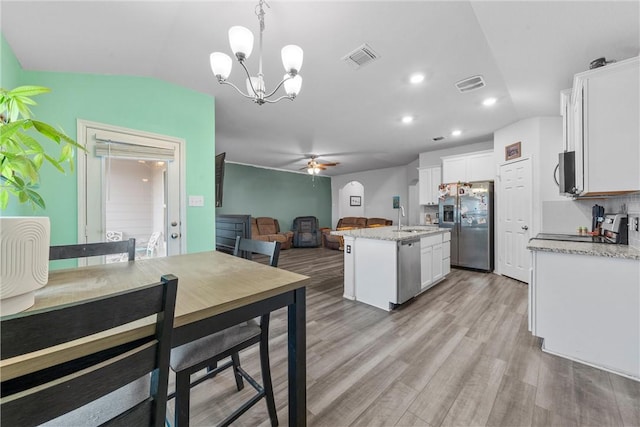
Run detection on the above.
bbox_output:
[438,181,494,271]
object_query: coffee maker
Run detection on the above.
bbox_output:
[601,214,629,244]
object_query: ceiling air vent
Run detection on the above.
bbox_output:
[455,75,486,93]
[432,136,445,142]
[342,43,380,69]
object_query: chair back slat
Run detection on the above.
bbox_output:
[233,237,281,267]
[1,282,163,359]
[50,239,136,261]
[0,274,177,427]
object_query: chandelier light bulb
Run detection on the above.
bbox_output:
[284,74,302,96]
[210,52,232,80]
[281,45,304,74]
[228,26,254,60]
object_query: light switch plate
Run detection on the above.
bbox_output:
[188,195,204,207]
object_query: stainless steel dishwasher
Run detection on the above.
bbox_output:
[396,238,421,304]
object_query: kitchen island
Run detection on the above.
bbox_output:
[527,238,640,380]
[332,226,451,311]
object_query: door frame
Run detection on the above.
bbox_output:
[496,156,533,282]
[76,119,187,254]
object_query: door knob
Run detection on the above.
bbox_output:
[521,225,529,230]
[171,233,180,239]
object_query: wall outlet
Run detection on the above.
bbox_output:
[188,195,204,207]
[633,217,639,232]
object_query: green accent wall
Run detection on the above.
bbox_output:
[1,35,216,253]
[217,163,332,231]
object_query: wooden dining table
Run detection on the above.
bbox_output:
[0,250,310,426]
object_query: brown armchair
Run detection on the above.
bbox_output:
[322,217,393,250]
[251,217,293,249]
[366,218,393,227]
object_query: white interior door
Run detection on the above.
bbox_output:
[78,121,185,262]
[499,158,531,282]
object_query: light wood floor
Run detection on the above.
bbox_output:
[172,247,640,427]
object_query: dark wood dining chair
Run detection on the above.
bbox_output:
[49,238,137,261]
[0,274,178,427]
[169,237,281,427]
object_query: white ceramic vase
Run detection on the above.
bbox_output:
[0,216,50,315]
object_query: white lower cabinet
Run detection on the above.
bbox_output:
[420,232,450,292]
[420,244,433,290]
[530,250,639,379]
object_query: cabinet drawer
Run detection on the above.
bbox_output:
[421,234,442,247]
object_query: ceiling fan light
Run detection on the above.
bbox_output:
[314,167,321,174]
[281,45,303,73]
[229,26,254,60]
[210,52,232,80]
[307,167,314,175]
[284,74,302,96]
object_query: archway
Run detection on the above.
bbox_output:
[338,181,364,222]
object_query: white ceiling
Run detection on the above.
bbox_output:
[2,1,639,175]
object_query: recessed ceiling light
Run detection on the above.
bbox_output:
[401,115,414,124]
[409,73,425,84]
[451,129,462,137]
[482,97,497,106]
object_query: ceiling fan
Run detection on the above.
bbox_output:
[300,155,339,175]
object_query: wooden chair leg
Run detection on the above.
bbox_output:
[175,371,191,427]
[259,316,278,427]
[231,353,244,391]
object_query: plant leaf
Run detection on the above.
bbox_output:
[24,188,45,209]
[0,189,8,210]
[8,86,51,98]
[43,153,66,173]
[31,120,61,143]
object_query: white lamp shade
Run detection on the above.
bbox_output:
[281,45,303,73]
[229,26,254,59]
[284,74,302,96]
[210,52,232,79]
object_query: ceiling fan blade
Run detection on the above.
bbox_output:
[319,162,339,167]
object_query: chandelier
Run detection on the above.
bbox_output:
[209,0,303,105]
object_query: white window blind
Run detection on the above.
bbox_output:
[93,131,175,161]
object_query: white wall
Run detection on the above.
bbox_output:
[105,159,156,242]
[338,181,365,219]
[332,165,409,228]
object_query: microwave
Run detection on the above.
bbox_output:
[558,151,577,196]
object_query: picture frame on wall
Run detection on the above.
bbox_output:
[350,196,361,206]
[505,141,522,161]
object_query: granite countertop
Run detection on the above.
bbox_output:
[331,225,449,242]
[527,239,640,260]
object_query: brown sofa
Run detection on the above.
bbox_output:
[322,217,393,250]
[251,217,293,249]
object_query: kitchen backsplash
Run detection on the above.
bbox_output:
[603,193,640,249]
[542,193,640,249]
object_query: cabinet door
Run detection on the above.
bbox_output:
[442,157,467,183]
[560,89,574,152]
[418,168,432,205]
[432,243,443,282]
[421,246,433,290]
[467,152,494,181]
[584,62,640,194]
[572,83,584,194]
[430,167,442,204]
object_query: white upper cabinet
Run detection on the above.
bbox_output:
[571,56,639,196]
[418,165,441,205]
[442,150,494,183]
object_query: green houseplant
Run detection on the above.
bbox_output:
[1,85,83,314]
[1,85,82,209]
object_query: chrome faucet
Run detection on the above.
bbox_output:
[397,205,405,231]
